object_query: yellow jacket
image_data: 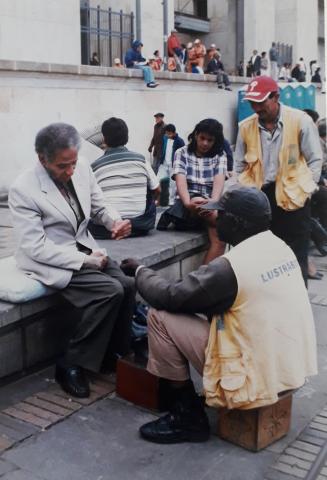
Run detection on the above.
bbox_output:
[203,231,317,410]
[238,106,317,211]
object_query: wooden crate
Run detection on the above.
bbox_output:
[116,356,170,411]
[217,392,293,451]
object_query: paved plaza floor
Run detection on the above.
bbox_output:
[0,251,326,480]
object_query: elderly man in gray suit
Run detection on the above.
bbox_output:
[9,123,135,398]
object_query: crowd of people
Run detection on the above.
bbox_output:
[7,74,326,445]
[89,33,324,92]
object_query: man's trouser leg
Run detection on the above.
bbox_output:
[59,262,135,371]
[263,183,311,285]
[103,259,135,356]
[146,308,210,381]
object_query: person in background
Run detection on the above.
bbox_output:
[90,117,160,238]
[260,52,268,74]
[113,58,123,68]
[291,63,302,82]
[148,113,166,174]
[206,52,232,91]
[158,124,185,206]
[250,49,261,77]
[153,50,163,71]
[186,42,195,73]
[279,63,292,81]
[149,56,160,71]
[167,29,183,60]
[311,117,327,256]
[180,43,188,67]
[269,42,279,81]
[193,39,206,74]
[124,40,159,88]
[235,76,322,285]
[157,119,227,264]
[207,44,220,62]
[311,66,322,86]
[90,52,100,66]
[298,57,307,82]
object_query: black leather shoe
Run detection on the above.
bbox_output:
[55,365,90,398]
[139,403,210,444]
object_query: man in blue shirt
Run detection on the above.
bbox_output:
[125,40,159,88]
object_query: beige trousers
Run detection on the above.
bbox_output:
[146,308,210,381]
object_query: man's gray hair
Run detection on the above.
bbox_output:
[35,123,81,161]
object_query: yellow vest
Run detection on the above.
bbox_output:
[238,106,317,211]
[203,231,317,410]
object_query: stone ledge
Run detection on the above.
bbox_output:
[0,59,249,84]
[0,229,208,328]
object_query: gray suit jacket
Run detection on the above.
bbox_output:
[9,158,120,289]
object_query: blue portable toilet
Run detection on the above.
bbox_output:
[237,83,316,122]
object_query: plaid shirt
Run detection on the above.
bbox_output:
[173,146,227,198]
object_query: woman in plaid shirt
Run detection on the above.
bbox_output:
[157,118,227,263]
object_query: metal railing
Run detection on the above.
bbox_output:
[276,42,293,66]
[80,5,134,67]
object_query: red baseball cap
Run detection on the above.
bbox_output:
[244,76,279,102]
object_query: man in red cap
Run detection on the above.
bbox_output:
[235,76,322,284]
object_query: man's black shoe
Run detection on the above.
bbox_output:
[139,402,210,444]
[55,365,90,398]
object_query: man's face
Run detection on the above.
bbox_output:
[165,131,175,139]
[155,116,163,124]
[195,132,215,156]
[40,147,78,183]
[216,211,234,244]
[137,45,142,53]
[249,94,279,123]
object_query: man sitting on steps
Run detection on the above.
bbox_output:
[121,184,317,444]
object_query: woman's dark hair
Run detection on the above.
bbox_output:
[187,118,224,157]
[304,109,319,124]
[153,50,159,56]
[101,117,128,147]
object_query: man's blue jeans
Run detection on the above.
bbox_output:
[134,65,155,84]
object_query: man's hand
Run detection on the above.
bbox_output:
[83,250,108,270]
[111,219,131,240]
[185,197,208,214]
[120,258,140,277]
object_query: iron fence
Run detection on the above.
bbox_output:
[80,5,134,67]
[276,42,293,66]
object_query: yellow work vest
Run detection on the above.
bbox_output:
[203,231,317,410]
[238,106,317,211]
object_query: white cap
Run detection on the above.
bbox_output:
[187,42,193,49]
[194,39,201,44]
[114,58,121,64]
[210,43,216,49]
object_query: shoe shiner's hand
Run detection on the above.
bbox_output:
[120,258,140,277]
[111,219,132,240]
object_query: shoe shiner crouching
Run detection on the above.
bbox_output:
[121,185,317,444]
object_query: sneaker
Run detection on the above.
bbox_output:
[225,87,232,91]
[146,82,159,88]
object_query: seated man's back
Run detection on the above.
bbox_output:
[90,117,160,237]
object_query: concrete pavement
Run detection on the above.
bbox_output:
[0,251,326,480]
